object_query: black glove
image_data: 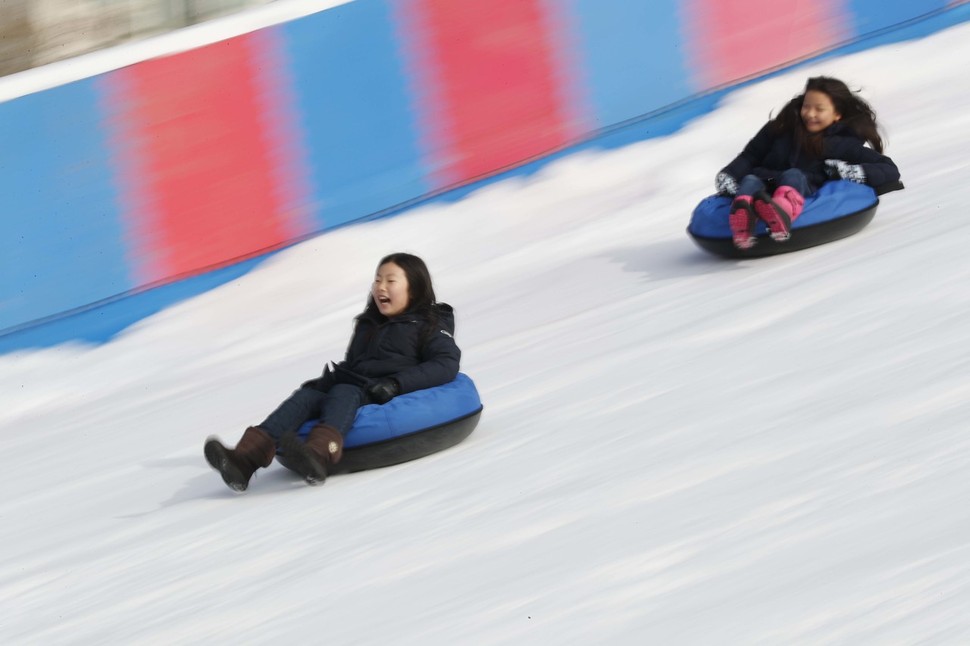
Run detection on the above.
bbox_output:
[367,378,400,404]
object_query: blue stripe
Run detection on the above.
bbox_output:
[843,0,952,38]
[567,0,694,129]
[0,79,131,334]
[281,0,429,230]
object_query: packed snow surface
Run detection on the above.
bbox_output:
[2,20,969,645]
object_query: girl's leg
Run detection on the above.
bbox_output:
[736,174,766,196]
[258,387,328,442]
[777,168,812,196]
[204,387,328,492]
[753,169,810,241]
[279,384,366,485]
[319,384,366,435]
[729,175,764,249]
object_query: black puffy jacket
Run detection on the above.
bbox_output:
[305,303,461,395]
[722,121,901,192]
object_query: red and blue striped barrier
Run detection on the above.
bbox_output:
[1,0,966,348]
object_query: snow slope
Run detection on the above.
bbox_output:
[2,21,970,645]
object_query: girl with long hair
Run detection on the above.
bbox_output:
[715,76,900,249]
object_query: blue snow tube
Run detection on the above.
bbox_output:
[276,373,483,474]
[687,180,900,258]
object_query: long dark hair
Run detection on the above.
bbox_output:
[771,76,885,159]
[360,253,440,335]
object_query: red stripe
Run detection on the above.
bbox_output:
[113,36,294,280]
[410,0,576,184]
[685,0,847,87]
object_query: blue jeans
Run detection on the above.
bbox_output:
[737,168,812,197]
[259,383,366,441]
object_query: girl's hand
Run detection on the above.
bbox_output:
[715,172,739,196]
[825,159,866,184]
[367,378,400,404]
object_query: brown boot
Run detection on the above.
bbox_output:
[279,424,343,485]
[204,426,276,492]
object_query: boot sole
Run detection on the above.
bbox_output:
[204,437,249,492]
[753,191,792,241]
[279,432,328,485]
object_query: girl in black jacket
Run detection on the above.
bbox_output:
[205,253,461,491]
[716,76,900,249]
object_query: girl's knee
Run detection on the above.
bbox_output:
[737,175,766,195]
[328,384,365,405]
[778,168,806,181]
[292,387,324,404]
[777,168,810,195]
[329,383,361,396]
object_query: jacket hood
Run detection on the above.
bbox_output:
[432,302,455,334]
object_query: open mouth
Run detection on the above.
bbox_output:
[378,296,391,305]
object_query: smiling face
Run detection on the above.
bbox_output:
[800,89,841,133]
[372,262,411,317]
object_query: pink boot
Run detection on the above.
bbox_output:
[729,195,758,250]
[754,186,804,242]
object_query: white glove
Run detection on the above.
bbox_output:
[825,159,866,184]
[715,171,738,196]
